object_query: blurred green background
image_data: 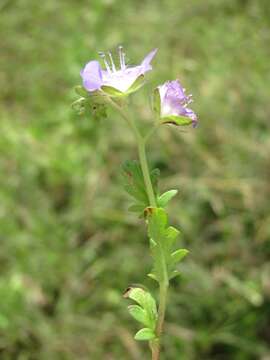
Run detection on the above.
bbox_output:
[1,0,270,359]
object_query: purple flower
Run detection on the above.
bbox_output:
[156,80,198,127]
[81,47,158,94]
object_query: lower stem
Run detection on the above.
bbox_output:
[152,283,168,360]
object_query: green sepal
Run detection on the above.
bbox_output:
[126,75,145,94]
[74,85,89,97]
[157,189,178,208]
[161,115,193,126]
[152,88,161,117]
[134,328,156,341]
[101,85,125,97]
[71,98,86,115]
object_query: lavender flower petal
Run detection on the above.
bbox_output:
[140,48,158,72]
[80,60,103,92]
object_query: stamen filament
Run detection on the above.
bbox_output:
[108,52,116,72]
[98,52,111,73]
[118,45,126,70]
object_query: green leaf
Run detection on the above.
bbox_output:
[171,249,189,264]
[147,208,186,284]
[161,115,193,126]
[124,287,157,330]
[127,288,157,315]
[169,270,181,280]
[128,305,150,327]
[147,273,158,282]
[134,328,156,341]
[121,161,160,216]
[157,189,178,207]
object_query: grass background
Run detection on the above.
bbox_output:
[1,0,270,359]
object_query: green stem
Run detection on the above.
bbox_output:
[107,96,168,360]
[137,137,157,207]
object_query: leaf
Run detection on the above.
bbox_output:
[127,288,157,316]
[147,207,187,284]
[121,161,160,216]
[171,249,189,264]
[169,270,181,280]
[128,305,150,327]
[147,273,158,282]
[124,287,157,330]
[134,328,156,341]
[157,189,178,208]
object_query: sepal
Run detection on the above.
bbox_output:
[152,88,161,117]
[161,115,193,126]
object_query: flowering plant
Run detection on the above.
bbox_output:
[73,47,198,360]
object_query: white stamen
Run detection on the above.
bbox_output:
[108,52,116,72]
[118,46,126,70]
[99,52,111,73]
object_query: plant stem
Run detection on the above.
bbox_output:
[107,96,168,360]
[137,137,157,207]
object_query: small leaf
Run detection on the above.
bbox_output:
[128,305,149,327]
[171,249,189,264]
[157,189,178,207]
[166,226,180,250]
[147,273,158,282]
[134,328,156,341]
[169,270,181,280]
